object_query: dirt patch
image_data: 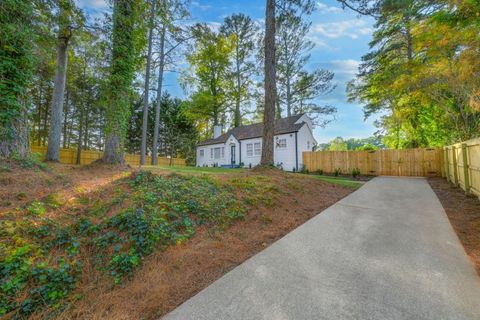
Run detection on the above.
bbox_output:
[54,171,355,320]
[428,177,480,275]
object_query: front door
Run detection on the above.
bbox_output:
[230,145,236,166]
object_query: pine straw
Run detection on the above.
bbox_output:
[48,171,354,320]
[428,177,480,275]
[2,163,356,319]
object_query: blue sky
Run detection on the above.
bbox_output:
[77,0,378,143]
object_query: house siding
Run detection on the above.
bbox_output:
[240,137,263,168]
[196,135,240,167]
[296,123,317,170]
[196,116,317,171]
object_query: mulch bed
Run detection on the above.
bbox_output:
[428,177,480,275]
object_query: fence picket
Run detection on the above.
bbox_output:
[302,148,443,177]
[30,146,186,167]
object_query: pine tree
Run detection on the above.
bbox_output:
[0,0,34,159]
[103,0,144,163]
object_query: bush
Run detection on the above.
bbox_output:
[315,169,323,175]
[334,168,341,177]
[352,168,361,178]
[26,201,46,216]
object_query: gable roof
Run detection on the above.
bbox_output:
[197,114,305,147]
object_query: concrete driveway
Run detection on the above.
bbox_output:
[163,177,480,320]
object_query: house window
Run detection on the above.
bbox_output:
[307,141,310,150]
[276,138,287,149]
[246,142,261,157]
[199,149,204,157]
[246,143,253,157]
[210,148,214,159]
[254,142,261,155]
[213,147,224,159]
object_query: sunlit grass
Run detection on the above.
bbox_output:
[142,165,246,175]
[306,174,363,189]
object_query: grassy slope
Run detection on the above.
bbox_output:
[0,162,361,319]
[309,175,363,188]
[144,166,363,188]
[143,165,246,174]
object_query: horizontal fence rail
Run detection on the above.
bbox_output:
[303,148,443,177]
[444,138,480,197]
[31,146,186,167]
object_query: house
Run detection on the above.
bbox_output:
[196,114,316,171]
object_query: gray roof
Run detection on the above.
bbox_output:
[197,114,305,147]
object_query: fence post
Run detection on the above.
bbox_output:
[452,145,459,186]
[443,147,449,181]
[461,143,470,194]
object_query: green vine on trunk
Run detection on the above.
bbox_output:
[0,0,34,159]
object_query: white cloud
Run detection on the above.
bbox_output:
[330,59,360,78]
[206,21,222,32]
[316,1,342,14]
[191,1,212,11]
[306,34,331,49]
[76,0,108,10]
[311,19,372,39]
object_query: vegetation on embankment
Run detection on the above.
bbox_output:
[0,161,357,319]
[0,167,244,317]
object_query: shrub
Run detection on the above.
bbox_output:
[352,168,361,178]
[300,165,308,174]
[26,201,46,216]
[315,169,323,175]
[334,168,341,177]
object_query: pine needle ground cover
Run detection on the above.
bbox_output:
[0,162,356,319]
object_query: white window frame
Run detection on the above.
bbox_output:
[213,147,224,159]
[246,143,253,157]
[276,138,287,149]
[254,142,261,156]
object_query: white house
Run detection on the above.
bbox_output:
[196,114,316,171]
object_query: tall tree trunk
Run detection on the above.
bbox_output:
[234,48,241,127]
[46,34,70,161]
[76,102,84,165]
[103,0,138,164]
[286,77,291,117]
[261,0,276,166]
[1,0,32,159]
[42,99,49,146]
[0,113,29,159]
[83,112,89,150]
[36,86,43,146]
[62,90,69,148]
[152,24,166,165]
[140,0,156,165]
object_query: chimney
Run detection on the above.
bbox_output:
[213,125,222,139]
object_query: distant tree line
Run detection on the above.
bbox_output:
[1,0,336,165]
[318,136,385,151]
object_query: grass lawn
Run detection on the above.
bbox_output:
[142,165,246,175]
[307,174,364,189]
[144,165,364,188]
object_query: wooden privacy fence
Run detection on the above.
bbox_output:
[444,138,480,197]
[30,146,186,166]
[303,148,443,177]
